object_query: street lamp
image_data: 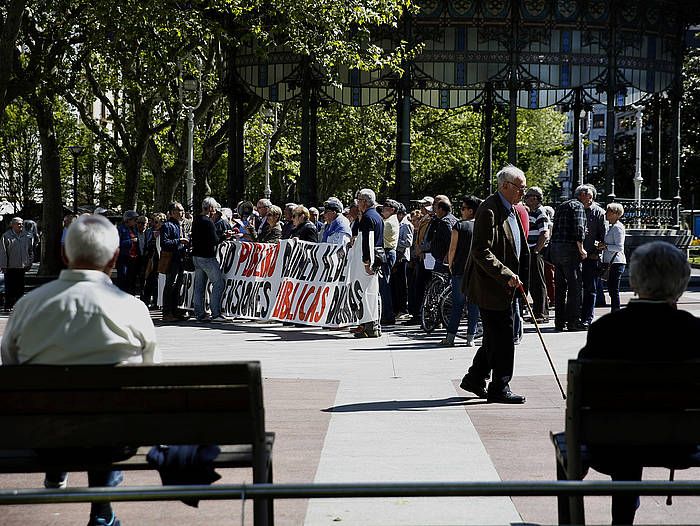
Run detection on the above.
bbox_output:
[263,105,277,200]
[632,105,644,228]
[67,145,85,215]
[178,63,202,213]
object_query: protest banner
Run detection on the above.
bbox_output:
[174,233,379,327]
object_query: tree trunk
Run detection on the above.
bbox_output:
[121,98,152,211]
[0,0,26,119]
[30,94,63,276]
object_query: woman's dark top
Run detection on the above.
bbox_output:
[258,222,282,243]
[452,219,474,277]
[291,220,318,242]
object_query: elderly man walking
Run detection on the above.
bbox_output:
[459,165,530,404]
[0,217,34,311]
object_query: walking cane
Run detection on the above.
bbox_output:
[517,284,566,400]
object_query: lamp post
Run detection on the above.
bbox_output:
[179,64,202,213]
[67,145,85,215]
[632,106,644,228]
[263,105,277,200]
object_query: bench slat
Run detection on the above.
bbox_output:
[0,387,252,415]
[0,434,275,474]
[0,362,259,390]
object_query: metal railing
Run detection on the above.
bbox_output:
[2,480,700,505]
[613,198,676,228]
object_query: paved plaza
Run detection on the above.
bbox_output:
[1,289,700,525]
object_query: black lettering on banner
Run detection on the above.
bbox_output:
[218,241,237,274]
[308,245,320,281]
[353,280,365,319]
[323,281,367,326]
[335,245,350,282]
[260,281,272,318]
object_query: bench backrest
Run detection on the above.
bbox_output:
[0,361,265,449]
[565,359,700,476]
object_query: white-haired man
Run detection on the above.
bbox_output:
[1,213,158,526]
[192,197,227,322]
[352,188,384,338]
[459,165,530,404]
[0,217,33,310]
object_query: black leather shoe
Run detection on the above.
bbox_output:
[487,388,526,404]
[566,322,588,332]
[459,375,488,398]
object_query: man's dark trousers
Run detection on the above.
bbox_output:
[581,258,599,324]
[4,268,26,309]
[551,243,582,328]
[467,306,515,393]
[527,252,548,319]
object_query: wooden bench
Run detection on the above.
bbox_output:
[0,361,274,526]
[551,359,700,525]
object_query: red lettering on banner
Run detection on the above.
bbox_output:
[306,287,322,322]
[285,282,300,320]
[265,244,280,277]
[299,285,317,322]
[292,284,309,321]
[236,243,252,274]
[313,287,330,323]
[272,281,293,318]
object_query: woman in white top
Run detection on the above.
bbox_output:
[600,202,627,312]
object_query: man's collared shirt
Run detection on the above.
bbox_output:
[1,269,159,365]
[551,198,586,245]
[527,204,550,248]
[498,191,521,261]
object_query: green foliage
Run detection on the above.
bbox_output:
[682,49,700,207]
[410,106,483,198]
[515,107,569,195]
[0,100,41,210]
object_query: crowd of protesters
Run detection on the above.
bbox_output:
[0,175,626,337]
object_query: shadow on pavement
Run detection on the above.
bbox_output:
[322,396,490,412]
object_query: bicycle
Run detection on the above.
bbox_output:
[420,271,450,333]
[438,282,482,338]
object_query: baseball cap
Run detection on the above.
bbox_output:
[324,197,344,213]
[414,196,434,206]
[123,210,139,221]
[383,199,400,210]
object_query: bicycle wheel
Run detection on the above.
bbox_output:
[439,286,453,329]
[420,295,439,333]
[420,278,442,333]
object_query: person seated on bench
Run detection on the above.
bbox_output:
[1,213,159,526]
[578,240,700,525]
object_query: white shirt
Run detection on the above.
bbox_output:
[383,214,399,250]
[603,221,627,265]
[1,269,159,365]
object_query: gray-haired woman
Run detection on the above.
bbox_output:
[600,202,626,312]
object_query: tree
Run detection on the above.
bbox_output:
[0,100,41,212]
[0,0,27,118]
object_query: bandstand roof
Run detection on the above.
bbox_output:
[232,0,699,109]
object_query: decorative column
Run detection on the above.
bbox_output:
[226,90,246,206]
[605,0,618,201]
[299,63,318,206]
[572,88,583,190]
[507,0,520,166]
[395,74,412,205]
[482,84,494,196]
[633,106,643,228]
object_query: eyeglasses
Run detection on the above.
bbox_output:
[506,181,527,193]
[266,213,276,218]
[137,222,147,225]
